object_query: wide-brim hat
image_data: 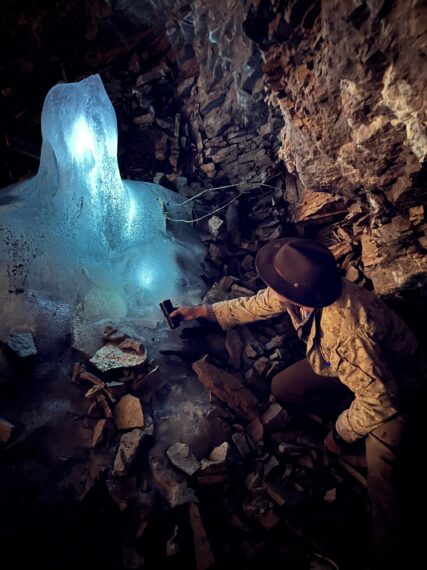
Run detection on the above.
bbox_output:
[255,237,342,308]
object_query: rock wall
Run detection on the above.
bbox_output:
[0,0,425,295]
[244,0,427,294]
[114,0,426,295]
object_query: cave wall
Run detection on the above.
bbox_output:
[113,0,426,294]
[0,0,425,295]
[244,0,427,294]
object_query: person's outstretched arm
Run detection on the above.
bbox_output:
[170,306,208,321]
[171,287,288,330]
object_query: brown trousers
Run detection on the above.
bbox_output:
[271,358,424,569]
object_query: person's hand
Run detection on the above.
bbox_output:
[324,427,348,455]
[170,306,207,321]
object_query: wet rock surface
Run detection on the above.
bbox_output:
[6,330,37,358]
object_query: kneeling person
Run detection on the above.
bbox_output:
[172,238,418,569]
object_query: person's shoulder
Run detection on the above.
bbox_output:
[321,280,368,334]
[323,279,388,338]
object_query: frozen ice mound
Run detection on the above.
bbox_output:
[0,75,206,352]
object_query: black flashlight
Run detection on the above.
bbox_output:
[159,299,181,329]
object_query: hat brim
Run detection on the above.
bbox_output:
[255,238,341,308]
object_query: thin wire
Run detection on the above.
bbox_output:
[167,181,281,206]
[166,189,253,223]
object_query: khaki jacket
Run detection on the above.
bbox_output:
[211,280,418,442]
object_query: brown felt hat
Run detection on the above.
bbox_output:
[255,238,342,308]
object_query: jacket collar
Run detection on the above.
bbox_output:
[306,309,322,351]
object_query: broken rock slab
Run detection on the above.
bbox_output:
[166,443,201,477]
[232,432,252,458]
[6,330,37,358]
[102,324,128,342]
[246,416,264,443]
[261,403,290,432]
[150,455,198,508]
[189,503,215,570]
[198,442,232,485]
[91,419,107,447]
[200,442,232,473]
[253,356,271,377]
[0,417,14,443]
[192,356,258,421]
[113,429,144,476]
[90,342,147,373]
[114,394,144,430]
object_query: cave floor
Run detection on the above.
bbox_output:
[0,320,378,570]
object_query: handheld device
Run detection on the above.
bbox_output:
[159,299,181,329]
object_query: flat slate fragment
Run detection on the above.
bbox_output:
[192,355,258,421]
[90,342,147,372]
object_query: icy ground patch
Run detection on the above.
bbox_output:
[0,75,206,352]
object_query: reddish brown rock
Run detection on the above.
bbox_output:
[91,419,107,448]
[114,395,144,430]
[192,356,258,421]
[0,417,14,443]
[189,503,215,570]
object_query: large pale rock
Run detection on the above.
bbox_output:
[114,394,144,430]
[200,442,231,474]
[150,455,198,508]
[192,356,258,421]
[90,341,147,373]
[166,443,201,477]
[208,215,224,238]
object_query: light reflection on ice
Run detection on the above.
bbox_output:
[0,74,205,350]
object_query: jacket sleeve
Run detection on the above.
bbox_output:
[211,287,288,330]
[333,331,400,443]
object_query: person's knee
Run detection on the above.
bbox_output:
[271,371,304,406]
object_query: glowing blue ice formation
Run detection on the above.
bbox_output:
[0,75,205,349]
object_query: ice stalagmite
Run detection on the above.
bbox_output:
[0,75,205,351]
